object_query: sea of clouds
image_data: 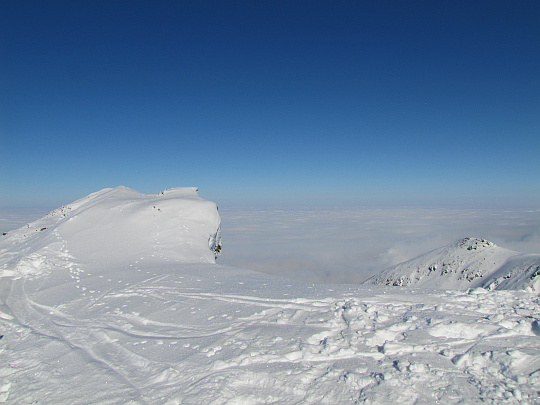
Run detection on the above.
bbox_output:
[218,206,540,283]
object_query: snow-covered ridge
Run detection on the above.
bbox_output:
[0,186,222,279]
[363,237,540,291]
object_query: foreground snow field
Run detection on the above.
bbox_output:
[1,187,539,404]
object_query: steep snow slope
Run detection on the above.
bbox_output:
[1,189,539,404]
[363,237,540,291]
[0,186,222,277]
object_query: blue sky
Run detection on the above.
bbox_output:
[1,0,539,208]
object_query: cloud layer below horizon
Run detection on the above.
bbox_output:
[219,207,540,283]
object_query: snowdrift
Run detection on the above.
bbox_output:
[0,186,222,279]
[363,237,540,291]
[1,189,539,404]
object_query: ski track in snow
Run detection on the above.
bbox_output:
[2,258,540,404]
[1,187,539,404]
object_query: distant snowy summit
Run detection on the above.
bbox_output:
[0,186,222,279]
[363,237,540,291]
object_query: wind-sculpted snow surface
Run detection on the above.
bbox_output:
[363,237,540,292]
[0,186,222,276]
[0,190,539,403]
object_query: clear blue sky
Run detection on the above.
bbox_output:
[1,1,539,208]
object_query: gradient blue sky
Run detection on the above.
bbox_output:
[1,1,539,208]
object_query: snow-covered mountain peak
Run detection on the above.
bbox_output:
[363,237,540,291]
[456,237,496,250]
[0,187,222,279]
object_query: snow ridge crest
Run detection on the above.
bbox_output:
[363,237,540,292]
[456,237,496,250]
[0,187,222,280]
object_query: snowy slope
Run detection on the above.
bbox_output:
[0,186,222,278]
[1,189,539,404]
[363,237,540,291]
